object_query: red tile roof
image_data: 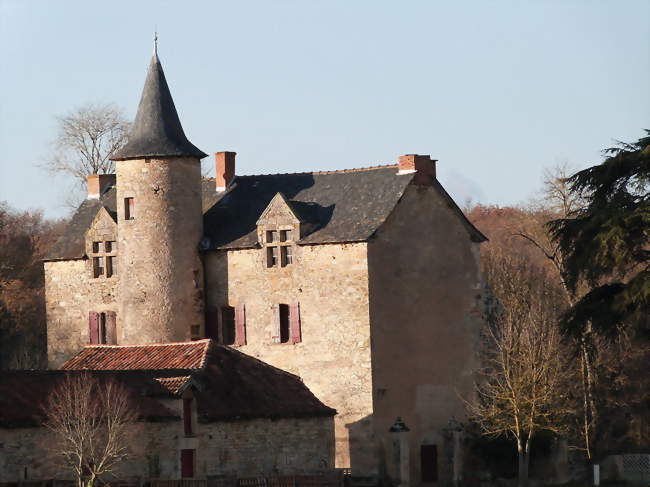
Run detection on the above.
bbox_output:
[155,375,192,395]
[61,339,211,371]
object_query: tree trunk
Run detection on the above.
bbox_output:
[517,439,529,487]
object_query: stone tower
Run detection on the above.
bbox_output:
[111,49,206,344]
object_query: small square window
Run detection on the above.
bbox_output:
[266,230,278,243]
[190,325,201,340]
[92,241,101,253]
[280,229,292,242]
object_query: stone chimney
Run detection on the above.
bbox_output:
[216,151,236,192]
[87,174,116,199]
[397,154,437,185]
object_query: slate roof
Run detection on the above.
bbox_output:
[46,164,485,260]
[45,187,116,261]
[0,370,179,428]
[60,340,336,422]
[111,53,206,161]
[61,339,212,371]
[202,165,416,249]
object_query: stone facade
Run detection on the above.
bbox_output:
[116,156,204,345]
[0,411,333,481]
[202,183,484,483]
[204,242,373,472]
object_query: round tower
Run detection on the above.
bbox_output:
[111,49,206,344]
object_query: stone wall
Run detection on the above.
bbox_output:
[0,414,334,481]
[116,156,204,345]
[367,184,483,485]
[204,243,374,474]
[45,258,117,368]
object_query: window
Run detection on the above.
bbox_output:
[93,257,104,278]
[221,306,236,345]
[205,305,246,346]
[89,311,117,344]
[281,246,293,267]
[267,246,278,268]
[180,449,195,478]
[280,229,292,242]
[265,227,295,268]
[106,256,116,277]
[273,303,301,344]
[124,197,135,220]
[183,398,193,436]
[279,304,290,343]
[420,445,438,482]
[90,240,115,279]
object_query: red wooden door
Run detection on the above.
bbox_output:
[180,449,194,478]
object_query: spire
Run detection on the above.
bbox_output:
[111,51,207,161]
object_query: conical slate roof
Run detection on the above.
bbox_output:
[111,53,207,161]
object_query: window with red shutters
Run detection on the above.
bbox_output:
[183,398,193,436]
[180,449,194,478]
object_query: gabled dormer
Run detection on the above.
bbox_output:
[85,206,118,279]
[256,192,302,268]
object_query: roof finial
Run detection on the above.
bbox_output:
[154,30,158,56]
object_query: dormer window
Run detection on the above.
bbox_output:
[265,227,294,268]
[90,240,117,279]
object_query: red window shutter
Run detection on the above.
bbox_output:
[290,302,302,344]
[106,311,117,344]
[205,307,219,341]
[88,312,99,344]
[235,305,246,346]
[272,304,281,343]
[183,398,193,435]
[180,449,194,478]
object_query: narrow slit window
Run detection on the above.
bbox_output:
[279,304,290,343]
[183,398,193,435]
[124,197,135,220]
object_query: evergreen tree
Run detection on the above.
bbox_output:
[549,130,649,338]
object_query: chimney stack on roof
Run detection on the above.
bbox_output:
[216,152,236,192]
[398,154,437,185]
[87,174,116,199]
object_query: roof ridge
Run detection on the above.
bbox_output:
[201,163,398,181]
[83,339,211,349]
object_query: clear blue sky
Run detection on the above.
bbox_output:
[1,1,648,219]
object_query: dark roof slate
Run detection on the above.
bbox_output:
[111,53,206,161]
[45,187,117,261]
[203,165,415,249]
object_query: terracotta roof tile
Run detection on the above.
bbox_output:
[61,339,211,371]
[154,375,192,395]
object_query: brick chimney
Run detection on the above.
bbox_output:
[215,152,236,192]
[397,154,437,185]
[87,174,116,199]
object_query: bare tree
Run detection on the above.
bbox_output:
[42,373,137,487]
[47,104,130,186]
[467,251,573,486]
